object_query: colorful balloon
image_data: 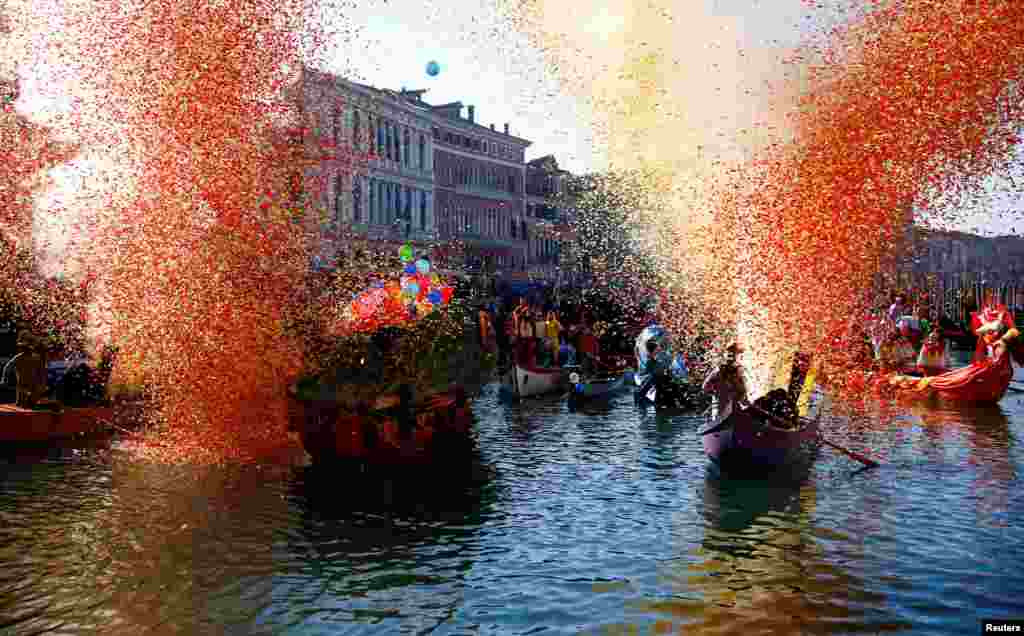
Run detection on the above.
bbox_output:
[415,258,430,274]
[427,290,442,304]
[399,244,414,262]
[404,263,416,274]
[426,60,441,76]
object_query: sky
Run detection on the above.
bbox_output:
[320,0,1021,237]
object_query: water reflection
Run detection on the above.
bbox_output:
[279,453,498,633]
[636,474,910,634]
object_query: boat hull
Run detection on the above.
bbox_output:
[293,389,474,466]
[702,409,819,471]
[502,364,567,399]
[0,403,114,443]
[888,352,1012,405]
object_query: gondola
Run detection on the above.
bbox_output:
[700,353,822,473]
[567,370,633,410]
[289,384,474,466]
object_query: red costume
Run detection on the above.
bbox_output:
[970,298,1015,363]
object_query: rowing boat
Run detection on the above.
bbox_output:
[0,403,114,443]
[501,363,568,399]
[700,353,823,472]
[567,370,633,410]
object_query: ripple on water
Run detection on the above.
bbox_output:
[1,379,1023,634]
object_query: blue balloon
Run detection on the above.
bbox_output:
[404,263,416,274]
[427,290,442,304]
[371,280,385,288]
[415,258,430,274]
[405,281,420,296]
[426,60,440,77]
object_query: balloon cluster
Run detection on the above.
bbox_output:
[346,244,454,333]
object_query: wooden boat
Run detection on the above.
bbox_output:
[701,403,820,472]
[888,349,1012,405]
[568,370,633,410]
[0,402,114,443]
[290,386,474,466]
[501,363,567,399]
[700,353,822,472]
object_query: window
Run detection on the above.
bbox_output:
[405,186,412,221]
[352,178,361,222]
[333,107,342,147]
[403,129,411,166]
[385,122,393,161]
[368,178,375,224]
[419,134,425,169]
[377,120,385,156]
[420,191,427,229]
[353,110,360,150]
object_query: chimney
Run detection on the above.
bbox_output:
[490,124,495,131]
[504,123,509,135]
[467,105,475,122]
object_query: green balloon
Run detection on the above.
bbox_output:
[399,244,414,262]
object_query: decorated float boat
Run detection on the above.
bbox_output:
[887,328,1019,405]
[701,352,823,473]
[0,403,114,443]
[632,324,707,410]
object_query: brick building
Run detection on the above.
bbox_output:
[426,100,532,274]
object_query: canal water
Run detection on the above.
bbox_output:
[2,350,1023,635]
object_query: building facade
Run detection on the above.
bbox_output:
[301,70,436,268]
[426,100,532,274]
[524,155,572,281]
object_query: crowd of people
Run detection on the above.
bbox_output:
[476,296,631,374]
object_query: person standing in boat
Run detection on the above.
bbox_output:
[545,310,562,367]
[916,328,950,377]
[635,339,662,405]
[972,291,1015,363]
[701,343,750,429]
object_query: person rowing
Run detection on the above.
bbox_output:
[701,342,750,432]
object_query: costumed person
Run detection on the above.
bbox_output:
[971,292,1015,363]
[635,339,662,405]
[14,329,50,409]
[478,304,495,354]
[916,328,950,377]
[896,309,922,349]
[701,343,750,429]
[558,335,577,367]
[514,300,537,367]
[545,310,562,366]
[878,331,917,374]
[888,293,907,329]
[576,319,599,376]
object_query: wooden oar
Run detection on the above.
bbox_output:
[747,404,881,469]
[818,436,880,468]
